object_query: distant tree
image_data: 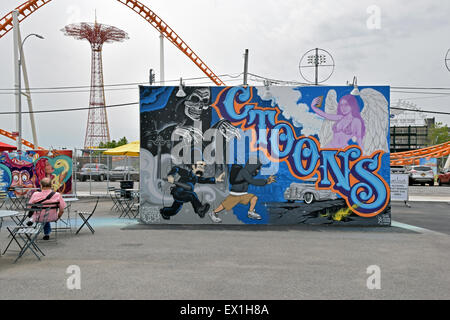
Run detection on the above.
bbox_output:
[89,137,129,156]
[428,122,450,146]
[98,137,129,149]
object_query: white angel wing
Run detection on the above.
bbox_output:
[360,88,389,156]
[318,90,338,147]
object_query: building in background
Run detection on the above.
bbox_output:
[390,101,435,153]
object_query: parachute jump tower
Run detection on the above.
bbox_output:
[62,20,128,149]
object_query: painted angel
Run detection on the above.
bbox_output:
[311,93,365,148]
[315,88,389,156]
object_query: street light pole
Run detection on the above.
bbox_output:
[16,33,44,152]
[13,11,20,151]
[18,55,22,152]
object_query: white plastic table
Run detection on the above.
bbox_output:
[0,210,20,255]
[61,197,79,230]
[0,210,21,230]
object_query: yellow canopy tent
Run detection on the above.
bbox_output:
[103,141,140,157]
[103,141,140,180]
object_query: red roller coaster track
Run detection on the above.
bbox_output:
[0,0,226,149]
[0,0,225,86]
[390,141,450,166]
[0,129,43,150]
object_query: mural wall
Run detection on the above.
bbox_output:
[0,150,73,196]
[140,86,391,226]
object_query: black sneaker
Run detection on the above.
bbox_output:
[26,221,33,227]
[197,203,210,218]
[159,209,171,220]
[43,235,50,241]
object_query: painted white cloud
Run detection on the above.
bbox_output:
[263,87,323,137]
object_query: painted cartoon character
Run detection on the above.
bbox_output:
[161,161,225,220]
[9,164,35,197]
[0,153,37,197]
[311,94,366,149]
[35,157,69,192]
[209,159,276,223]
[173,87,240,144]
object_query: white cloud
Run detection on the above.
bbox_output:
[267,87,323,137]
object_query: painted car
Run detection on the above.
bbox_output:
[284,180,338,204]
[437,168,450,186]
[406,165,434,186]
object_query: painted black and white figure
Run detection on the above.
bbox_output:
[141,86,240,164]
[140,86,239,224]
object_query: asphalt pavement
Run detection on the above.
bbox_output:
[0,197,449,300]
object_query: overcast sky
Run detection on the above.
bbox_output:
[1,0,450,149]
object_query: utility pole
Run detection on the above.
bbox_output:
[160,32,165,85]
[149,69,155,85]
[243,49,249,86]
[314,47,319,85]
[13,10,21,151]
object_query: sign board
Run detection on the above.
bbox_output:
[390,174,409,201]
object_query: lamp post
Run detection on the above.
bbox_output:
[17,33,44,152]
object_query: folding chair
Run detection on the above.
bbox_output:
[75,197,99,235]
[7,188,22,210]
[108,187,120,211]
[29,201,62,242]
[114,189,133,219]
[3,204,57,263]
[0,191,7,229]
[129,190,140,218]
[0,190,7,210]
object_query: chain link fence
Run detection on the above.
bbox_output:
[73,148,140,196]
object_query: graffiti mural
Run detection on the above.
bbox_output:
[140,86,391,226]
[0,150,73,196]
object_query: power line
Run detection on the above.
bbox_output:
[3,70,450,94]
[0,100,448,116]
[391,86,450,90]
[0,102,139,115]
[248,72,450,91]
[0,73,243,92]
[248,72,312,86]
[391,90,450,95]
[0,87,141,95]
[391,107,450,116]
[0,78,244,95]
[391,95,450,100]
